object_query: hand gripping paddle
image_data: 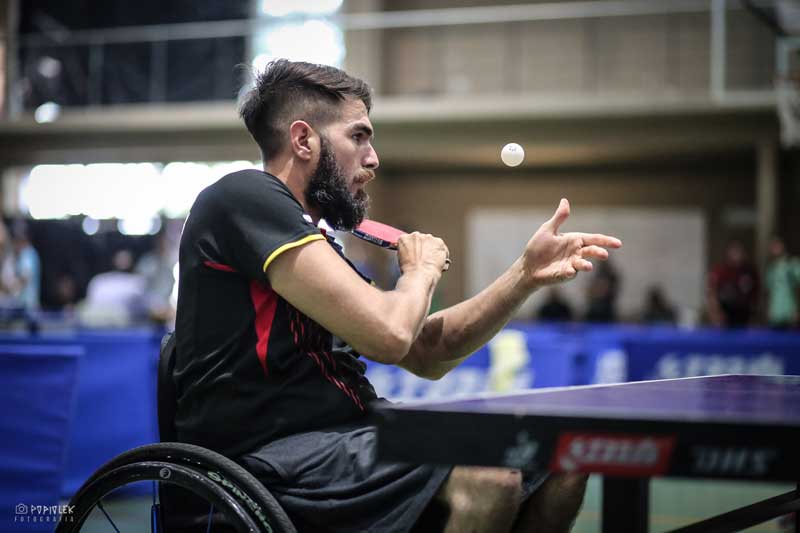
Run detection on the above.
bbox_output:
[351,219,406,250]
[351,219,451,271]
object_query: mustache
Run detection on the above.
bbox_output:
[355,169,375,183]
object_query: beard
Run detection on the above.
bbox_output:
[305,135,370,231]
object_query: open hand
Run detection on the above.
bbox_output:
[523,199,622,287]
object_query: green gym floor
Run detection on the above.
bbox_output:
[80,476,795,532]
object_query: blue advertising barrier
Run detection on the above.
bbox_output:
[0,344,82,532]
[60,330,161,497]
[0,328,162,500]
[365,323,585,400]
[622,327,800,381]
[0,323,798,510]
[364,323,800,400]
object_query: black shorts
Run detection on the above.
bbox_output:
[239,423,453,533]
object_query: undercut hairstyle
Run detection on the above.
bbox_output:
[239,59,373,162]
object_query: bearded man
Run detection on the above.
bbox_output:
[173,59,621,533]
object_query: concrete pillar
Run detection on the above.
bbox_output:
[343,0,384,93]
[755,139,778,269]
[0,0,7,116]
[0,0,20,119]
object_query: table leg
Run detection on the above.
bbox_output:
[602,476,649,533]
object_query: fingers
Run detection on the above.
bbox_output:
[572,257,593,272]
[580,245,609,261]
[397,231,449,274]
[576,233,622,249]
[544,198,570,233]
[574,243,610,274]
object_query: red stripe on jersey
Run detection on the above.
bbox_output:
[249,281,278,376]
[204,261,237,273]
[289,315,298,344]
[312,350,365,411]
[320,349,338,371]
[291,308,365,411]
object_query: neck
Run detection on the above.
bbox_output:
[264,159,322,224]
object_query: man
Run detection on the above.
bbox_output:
[174,59,621,532]
[706,241,759,328]
[536,288,574,322]
[79,249,144,327]
[135,231,178,325]
[10,220,40,313]
[765,236,800,329]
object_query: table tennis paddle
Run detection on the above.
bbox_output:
[351,219,406,250]
[352,219,451,271]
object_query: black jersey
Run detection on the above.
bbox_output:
[174,169,378,457]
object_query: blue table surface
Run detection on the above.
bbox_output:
[387,375,800,426]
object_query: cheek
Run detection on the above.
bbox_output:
[343,154,362,176]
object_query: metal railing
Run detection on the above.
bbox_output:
[7,0,777,115]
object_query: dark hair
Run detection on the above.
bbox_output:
[239,59,372,162]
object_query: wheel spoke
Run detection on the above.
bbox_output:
[205,503,215,533]
[97,500,121,533]
[151,481,159,533]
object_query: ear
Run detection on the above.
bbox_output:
[289,120,318,162]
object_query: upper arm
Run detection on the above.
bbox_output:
[194,172,414,362]
[198,171,322,284]
[266,239,409,363]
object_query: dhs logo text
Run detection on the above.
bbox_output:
[551,432,675,476]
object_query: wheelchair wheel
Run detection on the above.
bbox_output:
[57,442,297,533]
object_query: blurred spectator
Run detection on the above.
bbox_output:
[11,220,41,311]
[584,260,619,323]
[765,236,800,329]
[135,232,178,325]
[78,249,145,327]
[0,222,17,300]
[53,273,79,311]
[641,285,676,325]
[707,241,759,328]
[536,288,573,322]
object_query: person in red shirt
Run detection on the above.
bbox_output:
[707,241,760,328]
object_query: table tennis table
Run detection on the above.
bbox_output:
[371,374,800,532]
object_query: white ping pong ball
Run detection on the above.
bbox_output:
[501,143,525,167]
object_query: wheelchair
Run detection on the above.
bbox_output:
[56,333,297,533]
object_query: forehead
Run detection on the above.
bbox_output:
[333,98,372,130]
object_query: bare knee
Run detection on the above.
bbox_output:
[516,473,588,533]
[534,472,588,510]
[548,472,588,496]
[441,467,523,532]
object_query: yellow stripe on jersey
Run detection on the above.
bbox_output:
[262,233,326,273]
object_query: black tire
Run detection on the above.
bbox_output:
[58,442,296,533]
[58,460,260,532]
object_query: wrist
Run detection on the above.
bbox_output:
[514,256,541,294]
[401,264,442,284]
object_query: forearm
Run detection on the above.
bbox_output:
[384,266,440,351]
[401,257,536,377]
[267,239,441,364]
[397,198,622,378]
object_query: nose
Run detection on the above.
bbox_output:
[363,143,379,170]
